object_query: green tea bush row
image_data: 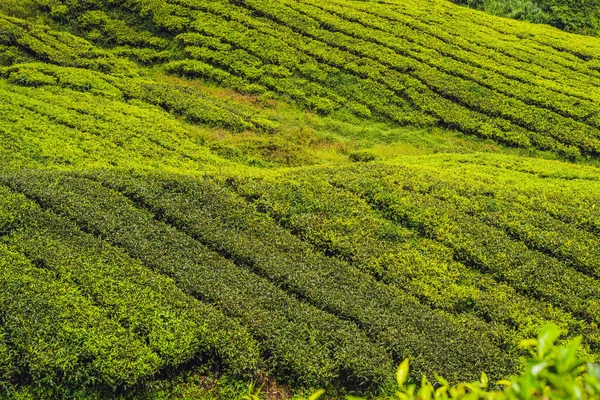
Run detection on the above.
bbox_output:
[25,0,510,136]
[177,12,352,114]
[475,200,600,276]
[3,170,394,389]
[183,46,264,81]
[204,0,583,154]
[275,0,600,154]
[513,189,600,238]
[0,61,274,133]
[0,79,229,171]
[178,0,492,129]
[0,14,136,75]
[26,0,600,157]
[132,0,600,154]
[326,0,600,103]
[191,0,577,146]
[0,43,31,66]
[345,156,600,262]
[0,233,161,392]
[38,0,433,123]
[395,174,600,279]
[76,10,169,49]
[326,165,600,325]
[0,13,280,135]
[1,63,123,98]
[190,0,414,116]
[187,8,412,121]
[381,154,600,249]
[303,0,600,130]
[164,59,252,91]
[86,169,521,383]
[226,171,600,353]
[118,73,278,134]
[103,0,191,32]
[0,179,261,376]
[120,80,258,132]
[398,0,600,65]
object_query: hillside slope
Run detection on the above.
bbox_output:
[23,0,600,159]
[451,0,600,36]
[0,0,600,398]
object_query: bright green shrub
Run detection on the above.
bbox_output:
[164,59,247,88]
[77,10,169,48]
[83,170,521,383]
[226,168,600,352]
[2,63,123,98]
[0,0,38,19]
[0,14,137,75]
[0,178,261,377]
[325,164,600,325]
[121,81,257,132]
[0,45,29,66]
[0,78,229,172]
[2,170,393,389]
[0,241,161,393]
[6,67,57,86]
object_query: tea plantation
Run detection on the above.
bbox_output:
[0,0,600,398]
[452,0,600,36]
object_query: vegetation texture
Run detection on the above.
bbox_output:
[452,0,600,36]
[338,325,600,400]
[0,0,598,398]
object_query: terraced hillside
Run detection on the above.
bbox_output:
[0,0,600,398]
[28,0,600,159]
[452,0,600,36]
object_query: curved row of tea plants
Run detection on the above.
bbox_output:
[451,0,600,37]
[27,0,600,158]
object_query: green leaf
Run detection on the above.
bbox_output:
[434,386,448,398]
[537,324,561,357]
[309,389,326,400]
[531,360,549,376]
[395,392,409,400]
[434,374,449,388]
[519,339,538,350]
[396,358,410,387]
[480,371,489,388]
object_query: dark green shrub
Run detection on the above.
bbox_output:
[2,170,393,389]
[84,170,520,383]
[0,182,261,393]
[349,151,377,162]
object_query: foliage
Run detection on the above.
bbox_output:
[1,159,599,396]
[329,324,600,400]
[0,0,600,398]
[451,0,550,23]
[453,0,600,36]
[21,0,600,160]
